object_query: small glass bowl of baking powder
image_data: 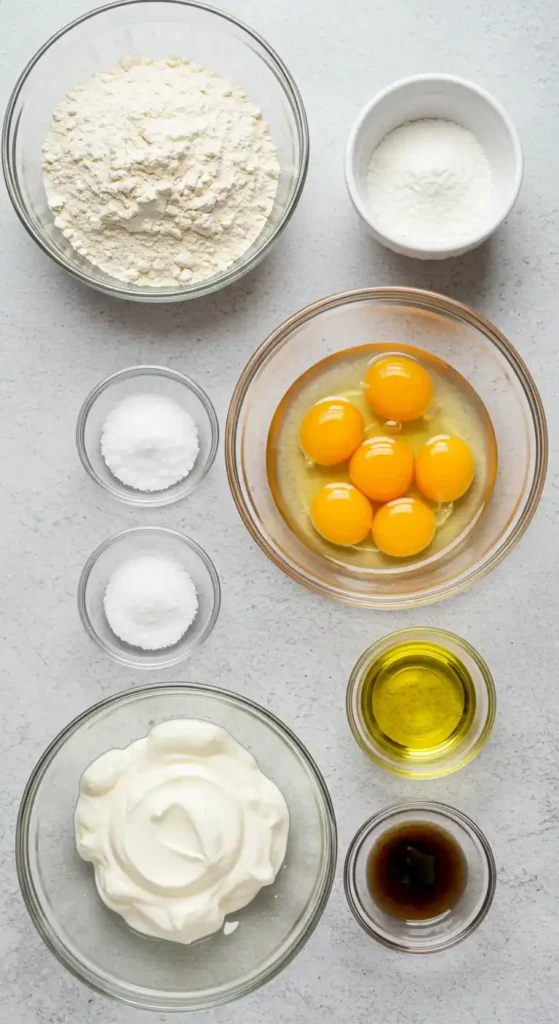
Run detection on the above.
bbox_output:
[76,366,219,507]
[78,527,221,669]
[2,1,308,302]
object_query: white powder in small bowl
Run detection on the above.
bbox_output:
[101,394,199,492]
[104,555,198,650]
[366,118,493,249]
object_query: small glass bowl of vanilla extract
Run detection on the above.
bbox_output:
[344,802,496,952]
[346,627,496,779]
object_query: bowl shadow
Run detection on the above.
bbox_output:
[50,249,286,361]
[359,235,498,312]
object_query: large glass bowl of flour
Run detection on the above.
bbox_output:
[16,683,337,1010]
[2,1,309,302]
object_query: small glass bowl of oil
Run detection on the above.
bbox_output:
[344,801,496,953]
[346,627,496,779]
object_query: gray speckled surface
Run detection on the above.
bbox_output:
[1,0,558,1021]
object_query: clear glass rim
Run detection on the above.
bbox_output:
[225,285,548,608]
[16,681,338,1010]
[343,800,497,953]
[75,365,219,506]
[345,627,497,779]
[76,526,221,668]
[1,0,310,303]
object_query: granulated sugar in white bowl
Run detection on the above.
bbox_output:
[345,74,523,260]
[366,118,493,250]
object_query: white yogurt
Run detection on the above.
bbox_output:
[75,719,289,945]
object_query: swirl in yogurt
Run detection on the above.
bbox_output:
[75,719,289,945]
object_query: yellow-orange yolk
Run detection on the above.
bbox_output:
[349,436,414,503]
[415,435,475,502]
[310,483,373,546]
[299,397,364,466]
[372,497,436,558]
[364,356,433,423]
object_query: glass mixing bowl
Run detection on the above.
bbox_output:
[2,0,309,302]
[78,527,221,669]
[346,628,496,779]
[226,287,547,608]
[16,683,337,1011]
[344,801,496,953]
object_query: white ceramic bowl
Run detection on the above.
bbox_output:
[345,74,523,260]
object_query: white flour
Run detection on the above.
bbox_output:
[42,57,280,286]
[367,119,493,248]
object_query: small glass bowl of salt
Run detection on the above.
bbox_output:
[76,366,219,506]
[78,527,221,669]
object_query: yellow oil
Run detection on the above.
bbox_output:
[360,641,476,760]
[266,343,498,570]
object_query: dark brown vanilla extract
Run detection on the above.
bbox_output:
[367,822,467,921]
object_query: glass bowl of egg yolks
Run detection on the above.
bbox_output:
[226,287,547,609]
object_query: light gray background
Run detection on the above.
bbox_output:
[1,1,557,1022]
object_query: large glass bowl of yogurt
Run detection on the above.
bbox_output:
[16,683,336,1011]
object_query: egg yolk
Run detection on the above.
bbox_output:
[372,497,436,558]
[299,397,364,466]
[349,436,414,503]
[364,356,433,423]
[415,435,475,502]
[310,483,373,546]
